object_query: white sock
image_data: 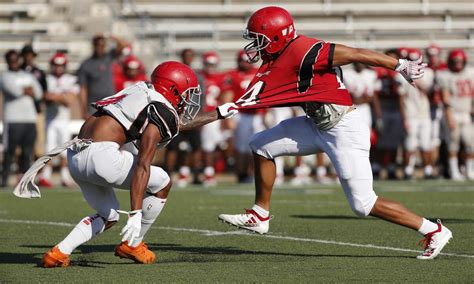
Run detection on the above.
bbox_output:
[42,165,52,180]
[251,204,269,218]
[467,158,474,177]
[316,166,327,178]
[418,218,438,235]
[424,165,433,176]
[405,156,416,176]
[129,194,167,247]
[204,166,215,177]
[179,166,191,177]
[60,167,72,183]
[58,214,106,254]
[449,157,460,176]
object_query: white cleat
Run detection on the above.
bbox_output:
[417,220,453,260]
[218,209,272,235]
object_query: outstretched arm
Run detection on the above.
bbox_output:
[333,45,398,69]
[179,110,218,131]
[179,103,238,131]
[333,44,426,85]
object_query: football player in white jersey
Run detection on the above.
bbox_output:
[438,49,474,180]
[343,62,377,128]
[38,53,79,187]
[219,6,452,260]
[38,61,237,267]
[397,49,435,179]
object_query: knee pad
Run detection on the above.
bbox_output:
[146,167,171,194]
[349,197,377,217]
[249,133,273,159]
[340,178,378,217]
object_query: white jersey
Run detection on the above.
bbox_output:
[397,68,433,119]
[93,82,179,148]
[343,68,377,127]
[46,73,79,122]
[436,68,474,115]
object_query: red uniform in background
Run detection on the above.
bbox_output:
[114,56,147,92]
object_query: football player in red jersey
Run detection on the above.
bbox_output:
[199,51,229,186]
[219,6,452,260]
[114,55,148,92]
[226,50,261,183]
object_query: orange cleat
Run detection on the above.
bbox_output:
[42,246,70,268]
[114,241,156,264]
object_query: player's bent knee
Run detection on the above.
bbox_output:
[154,179,172,199]
[249,135,273,159]
[349,195,378,217]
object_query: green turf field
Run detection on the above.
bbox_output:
[1,180,473,282]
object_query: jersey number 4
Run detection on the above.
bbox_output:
[236,81,265,106]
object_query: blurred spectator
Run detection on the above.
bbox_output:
[0,50,43,187]
[397,49,434,179]
[425,44,449,178]
[438,49,474,180]
[114,55,147,92]
[37,52,79,188]
[225,50,260,183]
[372,49,403,179]
[165,48,204,186]
[199,51,229,186]
[344,62,377,128]
[20,44,47,112]
[77,34,128,119]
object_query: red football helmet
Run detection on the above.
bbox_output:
[447,49,467,72]
[243,6,296,62]
[50,52,67,65]
[150,61,201,123]
[202,51,220,66]
[426,44,441,57]
[408,48,422,61]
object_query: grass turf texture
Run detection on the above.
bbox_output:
[0,180,473,282]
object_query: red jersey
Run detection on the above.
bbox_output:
[114,73,148,92]
[201,71,227,112]
[236,35,352,110]
[225,67,261,114]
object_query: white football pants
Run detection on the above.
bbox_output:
[67,142,170,222]
[249,108,378,216]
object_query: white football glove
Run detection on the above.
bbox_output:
[216,102,238,119]
[395,56,427,86]
[118,210,142,244]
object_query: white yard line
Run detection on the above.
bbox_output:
[2,218,471,259]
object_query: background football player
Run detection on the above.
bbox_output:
[199,51,229,186]
[38,53,79,187]
[225,50,260,183]
[438,49,474,180]
[219,6,452,260]
[397,49,435,179]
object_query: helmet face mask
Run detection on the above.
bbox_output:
[243,29,270,63]
[179,85,201,125]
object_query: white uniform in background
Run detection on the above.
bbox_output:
[397,68,434,154]
[437,68,474,179]
[45,73,79,155]
[343,67,377,128]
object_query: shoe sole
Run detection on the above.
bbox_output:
[115,249,155,264]
[417,232,453,260]
[217,216,267,235]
